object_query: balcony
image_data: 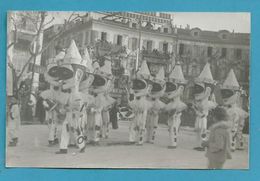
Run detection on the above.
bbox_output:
[141,49,171,64]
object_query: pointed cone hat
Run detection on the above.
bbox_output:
[169,64,187,84]
[63,40,83,66]
[195,63,215,84]
[222,69,240,90]
[137,60,150,80]
[58,40,82,80]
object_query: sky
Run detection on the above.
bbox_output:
[47,12,250,33]
[172,13,250,33]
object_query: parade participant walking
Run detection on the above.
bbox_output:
[202,106,232,169]
[41,51,67,146]
[193,63,217,151]
[54,40,91,154]
[7,96,21,147]
[146,67,165,144]
[128,60,152,145]
[86,59,114,144]
[164,64,187,149]
[220,69,249,151]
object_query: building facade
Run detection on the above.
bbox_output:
[41,12,250,109]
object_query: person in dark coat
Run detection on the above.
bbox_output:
[35,95,46,124]
[202,106,232,169]
[109,98,120,129]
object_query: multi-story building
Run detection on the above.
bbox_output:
[41,12,250,108]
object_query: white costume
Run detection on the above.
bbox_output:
[164,64,187,148]
[86,59,115,143]
[146,67,166,144]
[54,40,93,154]
[129,60,151,145]
[7,99,21,146]
[41,51,67,146]
[193,63,217,151]
[220,69,249,151]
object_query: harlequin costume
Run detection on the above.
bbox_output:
[129,60,152,145]
[193,63,217,151]
[220,69,249,151]
[164,64,187,149]
[145,67,166,144]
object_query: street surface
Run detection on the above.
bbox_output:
[6,121,249,169]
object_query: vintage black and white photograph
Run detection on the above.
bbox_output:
[6,11,250,169]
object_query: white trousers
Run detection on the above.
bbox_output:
[168,113,182,147]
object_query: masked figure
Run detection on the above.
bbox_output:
[193,63,217,151]
[220,69,249,151]
[146,67,166,144]
[128,60,152,145]
[164,64,187,149]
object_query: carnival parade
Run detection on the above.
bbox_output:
[6,12,250,169]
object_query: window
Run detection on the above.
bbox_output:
[222,34,227,40]
[132,38,138,50]
[193,31,199,37]
[101,32,107,41]
[207,47,213,57]
[163,28,168,33]
[132,23,137,28]
[147,40,153,52]
[117,35,123,45]
[163,43,168,53]
[84,31,89,45]
[221,48,227,58]
[179,43,184,55]
[235,49,242,59]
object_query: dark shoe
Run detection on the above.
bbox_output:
[68,144,78,148]
[79,146,86,153]
[8,141,17,147]
[48,140,54,147]
[168,146,177,149]
[54,138,59,144]
[193,147,205,151]
[55,149,68,154]
[146,141,154,144]
[12,138,18,144]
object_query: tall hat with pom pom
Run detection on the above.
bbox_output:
[195,63,216,85]
[221,69,240,90]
